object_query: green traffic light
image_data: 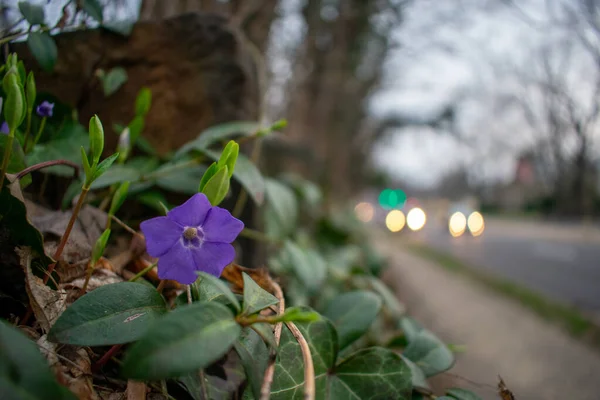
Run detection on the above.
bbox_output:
[379,188,407,209]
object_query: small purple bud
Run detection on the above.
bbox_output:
[36,101,54,118]
[0,122,9,135]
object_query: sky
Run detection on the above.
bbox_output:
[370,0,598,189]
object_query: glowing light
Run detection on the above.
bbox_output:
[406,208,426,231]
[449,212,467,238]
[468,211,485,236]
[355,202,374,223]
[385,210,406,232]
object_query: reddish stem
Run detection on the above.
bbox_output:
[16,159,79,181]
[92,344,122,372]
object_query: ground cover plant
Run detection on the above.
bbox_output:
[0,3,487,399]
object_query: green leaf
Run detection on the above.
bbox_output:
[201,166,229,206]
[136,190,169,213]
[121,301,242,380]
[242,272,279,316]
[4,76,25,131]
[18,1,45,25]
[135,87,152,116]
[277,307,320,323]
[91,152,119,182]
[100,67,128,97]
[250,323,277,349]
[0,321,76,400]
[401,355,429,390]
[198,162,219,193]
[27,32,57,72]
[82,0,103,22]
[127,115,145,145]
[446,388,483,400]
[153,161,205,195]
[280,241,326,294]
[48,282,168,346]
[91,229,110,265]
[234,328,269,400]
[25,72,36,112]
[399,317,424,343]
[175,121,260,158]
[217,140,239,178]
[204,150,265,205]
[108,181,130,216]
[264,179,298,238]
[27,122,88,177]
[403,330,454,377]
[195,272,241,312]
[323,291,382,350]
[271,314,338,399]
[0,134,26,175]
[89,115,104,166]
[89,164,140,189]
[327,348,411,400]
[367,277,405,320]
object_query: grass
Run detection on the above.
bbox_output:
[406,243,600,347]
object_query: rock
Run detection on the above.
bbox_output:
[13,13,260,155]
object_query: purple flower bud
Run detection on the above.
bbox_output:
[0,122,8,135]
[36,101,54,118]
[140,193,244,284]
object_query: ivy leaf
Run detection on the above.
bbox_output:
[327,347,412,400]
[100,67,128,97]
[264,179,298,238]
[234,328,269,400]
[48,282,168,346]
[18,2,45,25]
[0,320,76,399]
[399,316,425,343]
[242,272,279,316]
[280,241,326,294]
[323,291,382,350]
[367,276,405,320]
[82,0,103,22]
[271,315,338,399]
[176,121,260,158]
[403,329,454,377]
[401,355,429,390]
[27,32,57,72]
[446,388,484,400]
[121,302,242,380]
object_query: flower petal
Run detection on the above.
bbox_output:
[157,242,197,284]
[140,216,183,257]
[202,207,244,243]
[167,193,212,227]
[191,242,236,277]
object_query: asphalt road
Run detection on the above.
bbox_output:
[407,217,600,318]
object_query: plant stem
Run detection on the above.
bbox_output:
[110,214,139,236]
[186,285,192,304]
[44,186,89,284]
[31,117,47,149]
[286,321,315,400]
[239,228,282,245]
[0,133,14,192]
[15,159,79,181]
[92,344,123,372]
[260,281,285,400]
[128,262,157,282]
[23,111,32,153]
[79,259,97,295]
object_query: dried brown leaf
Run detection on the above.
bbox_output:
[65,268,124,293]
[126,380,147,400]
[18,247,67,332]
[222,263,273,294]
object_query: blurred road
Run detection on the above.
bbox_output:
[408,217,600,318]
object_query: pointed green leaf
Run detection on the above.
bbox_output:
[327,347,412,400]
[121,301,242,380]
[198,162,218,192]
[48,282,168,346]
[399,316,424,343]
[401,355,429,390]
[18,1,45,25]
[100,67,128,97]
[204,150,265,205]
[27,32,57,72]
[0,321,76,400]
[323,291,382,350]
[446,388,484,400]
[403,329,454,377]
[91,229,110,265]
[91,152,119,182]
[195,271,241,312]
[234,328,269,400]
[127,115,145,145]
[201,166,229,206]
[242,272,279,316]
[217,140,239,178]
[135,87,152,116]
[109,181,130,216]
[25,71,36,112]
[89,115,105,166]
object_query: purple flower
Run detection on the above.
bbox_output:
[36,101,54,118]
[140,193,244,284]
[0,122,8,135]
